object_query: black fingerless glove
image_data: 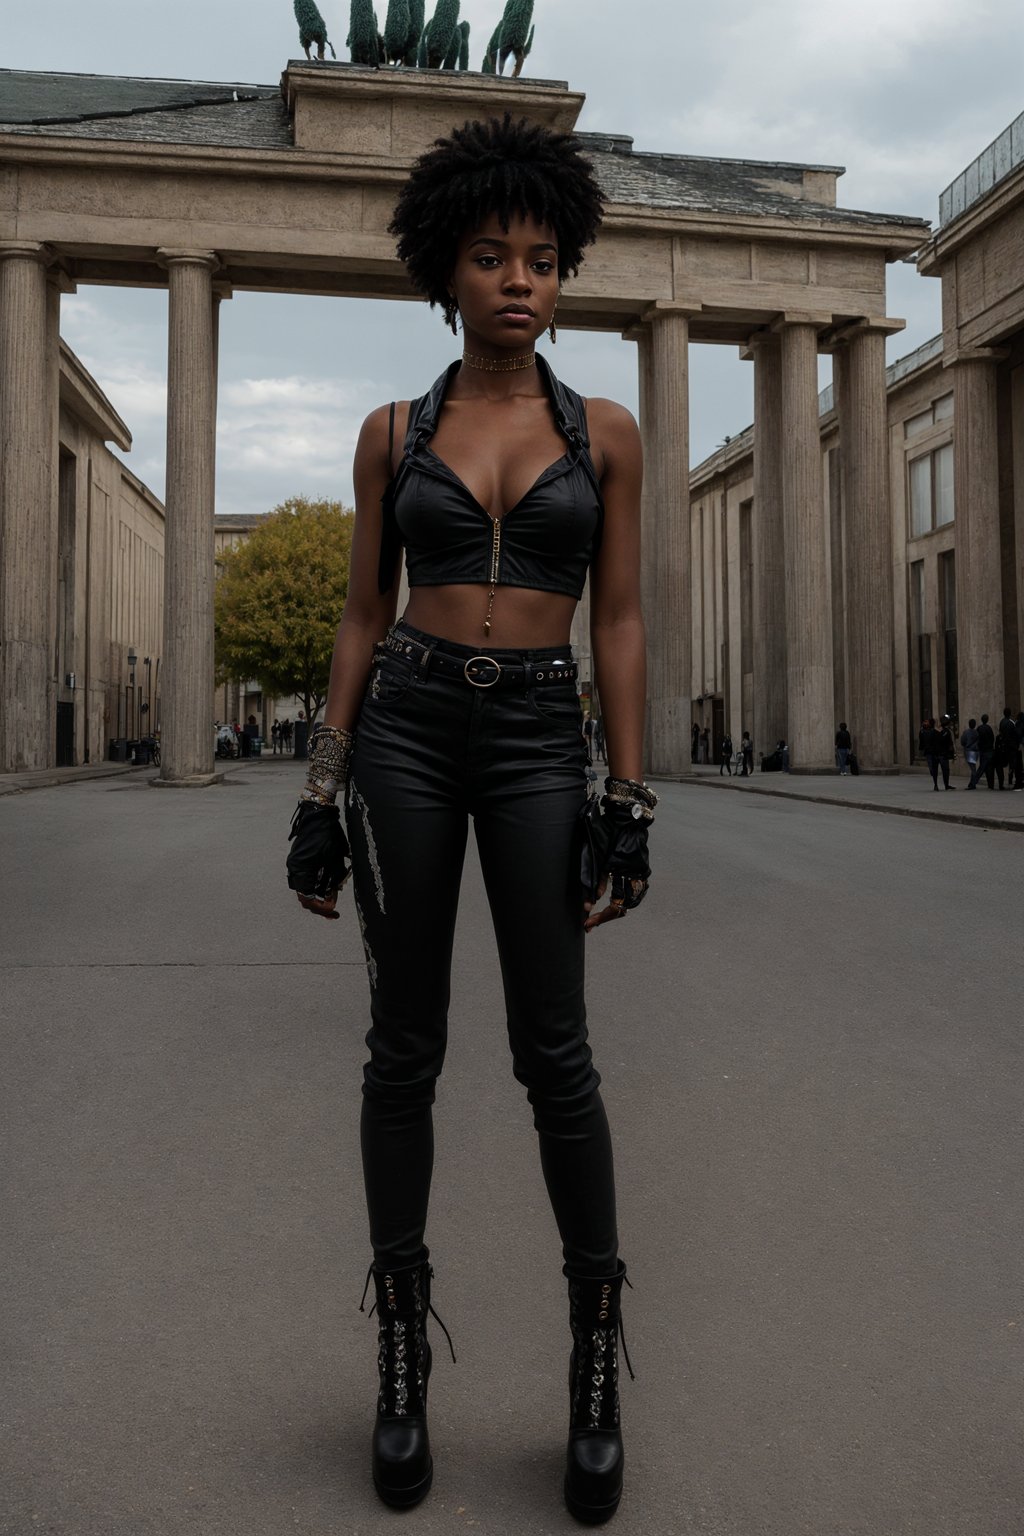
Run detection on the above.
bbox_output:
[602,800,652,909]
[579,797,653,908]
[286,801,351,899]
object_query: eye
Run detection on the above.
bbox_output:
[475,254,501,268]
[533,260,556,275]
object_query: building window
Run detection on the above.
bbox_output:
[909,441,954,536]
[904,392,953,438]
[940,551,958,722]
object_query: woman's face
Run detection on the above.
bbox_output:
[449,210,559,352]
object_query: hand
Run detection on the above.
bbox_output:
[583,875,628,932]
[295,889,340,920]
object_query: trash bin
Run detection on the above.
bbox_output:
[251,736,264,758]
[293,720,309,759]
[132,739,150,766]
[109,737,128,762]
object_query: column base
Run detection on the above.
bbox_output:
[150,771,225,788]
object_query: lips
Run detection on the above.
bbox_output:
[498,304,535,316]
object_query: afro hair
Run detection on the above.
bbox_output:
[388,113,604,312]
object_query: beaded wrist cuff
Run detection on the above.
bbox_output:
[300,724,356,807]
[604,777,658,810]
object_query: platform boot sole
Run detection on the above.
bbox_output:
[563,1474,623,1526]
[373,1458,434,1509]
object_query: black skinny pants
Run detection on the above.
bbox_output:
[345,620,618,1277]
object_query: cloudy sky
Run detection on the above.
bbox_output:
[7,0,1024,513]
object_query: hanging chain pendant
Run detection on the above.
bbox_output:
[484,517,502,636]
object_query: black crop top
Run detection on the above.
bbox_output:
[377,354,604,598]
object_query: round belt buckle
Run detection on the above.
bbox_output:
[464,655,501,688]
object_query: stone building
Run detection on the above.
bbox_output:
[7,339,165,771]
[687,110,1024,773]
[0,62,924,780]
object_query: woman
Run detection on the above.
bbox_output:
[286,116,652,1523]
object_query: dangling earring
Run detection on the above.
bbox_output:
[444,296,459,335]
[549,312,557,344]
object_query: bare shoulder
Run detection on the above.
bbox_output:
[584,397,641,478]
[356,400,414,475]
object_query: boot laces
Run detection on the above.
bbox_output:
[358,1262,457,1364]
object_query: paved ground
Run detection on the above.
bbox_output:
[2,760,1023,1536]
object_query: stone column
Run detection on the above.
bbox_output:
[0,242,54,773]
[837,324,895,770]
[953,353,1004,720]
[643,304,692,775]
[627,322,657,753]
[779,321,834,770]
[154,249,222,787]
[750,332,787,759]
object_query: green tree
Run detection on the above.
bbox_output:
[214,496,354,727]
[403,0,425,64]
[457,18,470,68]
[441,22,461,67]
[481,19,502,71]
[294,0,336,59]
[425,0,459,65]
[497,0,534,75]
[384,0,410,61]
[348,0,381,64]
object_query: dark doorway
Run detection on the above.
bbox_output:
[56,702,75,767]
[712,697,725,762]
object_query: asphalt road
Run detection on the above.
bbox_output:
[2,762,1022,1536]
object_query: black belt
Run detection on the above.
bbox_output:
[378,629,578,689]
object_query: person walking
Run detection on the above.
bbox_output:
[582,711,595,762]
[690,722,699,763]
[740,730,753,776]
[999,706,1023,789]
[271,719,282,756]
[720,731,733,775]
[973,713,996,789]
[595,715,606,764]
[960,718,979,788]
[925,715,955,790]
[834,722,852,775]
[285,118,645,1524]
[699,726,710,765]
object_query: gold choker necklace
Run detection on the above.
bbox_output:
[462,350,536,373]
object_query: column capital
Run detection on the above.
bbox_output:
[157,248,220,273]
[944,344,1010,367]
[641,300,702,325]
[739,328,782,362]
[0,240,53,267]
[820,315,905,351]
[769,310,834,334]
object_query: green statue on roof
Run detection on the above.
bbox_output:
[483,0,535,76]
[294,0,337,59]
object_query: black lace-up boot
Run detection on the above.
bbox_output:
[563,1261,634,1524]
[361,1254,453,1509]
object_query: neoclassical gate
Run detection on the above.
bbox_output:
[0,63,928,778]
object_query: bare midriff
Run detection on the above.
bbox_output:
[404,583,577,650]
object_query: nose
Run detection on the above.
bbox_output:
[502,262,532,294]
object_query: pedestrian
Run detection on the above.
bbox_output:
[243,713,259,757]
[582,712,595,762]
[691,721,700,764]
[960,718,979,787]
[779,738,790,773]
[740,730,753,776]
[925,714,955,790]
[595,715,606,763]
[699,726,710,765]
[272,719,282,755]
[720,731,733,775]
[834,721,852,775]
[285,119,644,1523]
[999,706,1023,789]
[1016,712,1024,789]
[282,717,293,751]
[973,713,996,789]
[917,716,931,760]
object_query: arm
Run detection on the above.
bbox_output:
[583,401,648,932]
[587,400,645,784]
[320,402,409,730]
[289,402,407,920]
